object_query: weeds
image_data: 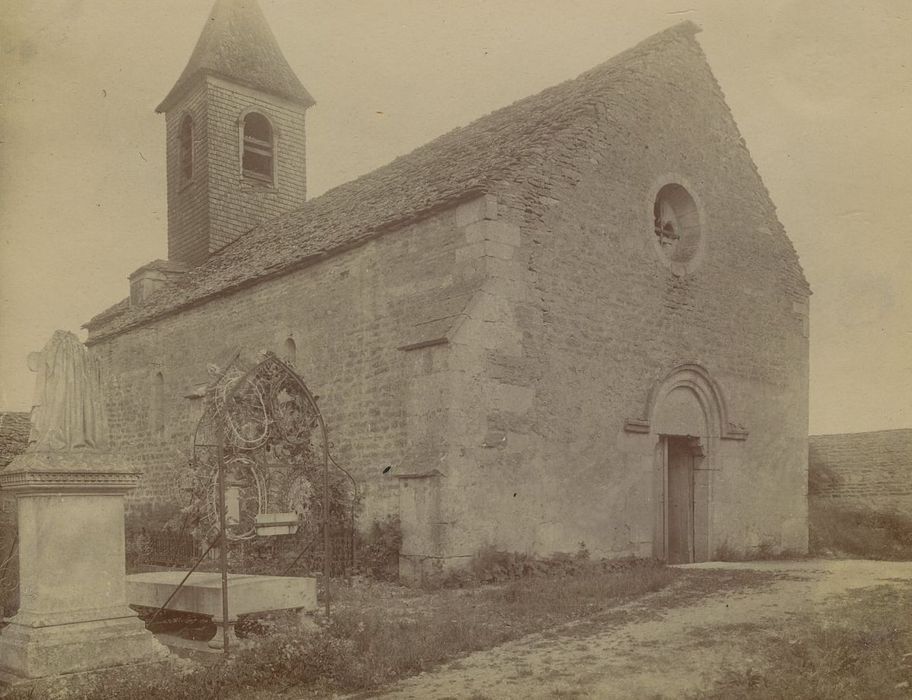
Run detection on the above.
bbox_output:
[427,542,596,589]
[810,503,912,560]
[354,515,401,581]
[0,524,17,619]
[714,540,805,562]
[698,583,912,699]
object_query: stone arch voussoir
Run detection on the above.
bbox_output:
[625,364,747,441]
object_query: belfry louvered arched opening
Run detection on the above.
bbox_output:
[242,112,275,184]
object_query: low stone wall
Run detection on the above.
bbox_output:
[809,429,912,514]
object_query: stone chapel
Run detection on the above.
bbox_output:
[84,0,811,578]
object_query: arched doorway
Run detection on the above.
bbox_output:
[653,380,710,564]
[625,365,746,563]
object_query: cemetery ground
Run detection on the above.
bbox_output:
[361,560,912,699]
[2,565,911,699]
[2,505,912,699]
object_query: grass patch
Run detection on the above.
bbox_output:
[306,559,677,689]
[7,559,675,700]
[810,503,912,560]
[696,582,912,699]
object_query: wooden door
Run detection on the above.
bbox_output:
[666,437,694,564]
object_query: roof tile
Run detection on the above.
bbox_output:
[88,21,808,342]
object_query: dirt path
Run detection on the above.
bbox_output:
[365,559,912,699]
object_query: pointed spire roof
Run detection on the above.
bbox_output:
[156,0,314,113]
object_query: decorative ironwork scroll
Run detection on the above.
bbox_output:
[190,352,336,544]
[179,351,359,638]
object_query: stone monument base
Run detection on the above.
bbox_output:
[0,613,168,684]
[0,449,170,683]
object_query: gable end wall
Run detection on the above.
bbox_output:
[424,34,810,561]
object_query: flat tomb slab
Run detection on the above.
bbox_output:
[126,572,317,621]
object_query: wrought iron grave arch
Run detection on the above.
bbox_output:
[186,352,344,647]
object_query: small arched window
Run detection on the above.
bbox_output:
[179,115,194,182]
[151,372,165,435]
[242,112,274,183]
[283,337,297,365]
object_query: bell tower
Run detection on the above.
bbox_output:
[157,0,314,266]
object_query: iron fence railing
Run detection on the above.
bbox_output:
[144,530,200,567]
[133,525,355,578]
[227,527,355,578]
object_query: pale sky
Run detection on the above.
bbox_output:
[1,0,910,435]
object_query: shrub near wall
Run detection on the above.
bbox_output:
[808,430,912,560]
[0,412,29,617]
[809,503,912,560]
[0,523,17,619]
[356,516,402,581]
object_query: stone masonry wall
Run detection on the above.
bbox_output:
[88,197,493,527]
[205,78,308,254]
[423,32,810,562]
[95,32,811,568]
[165,81,210,266]
[809,430,912,514]
[164,77,308,266]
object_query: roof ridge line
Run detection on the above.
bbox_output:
[215,21,704,256]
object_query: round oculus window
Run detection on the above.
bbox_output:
[651,183,703,274]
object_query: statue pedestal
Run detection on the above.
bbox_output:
[0,451,168,682]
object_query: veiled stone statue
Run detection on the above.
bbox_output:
[27,330,109,451]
